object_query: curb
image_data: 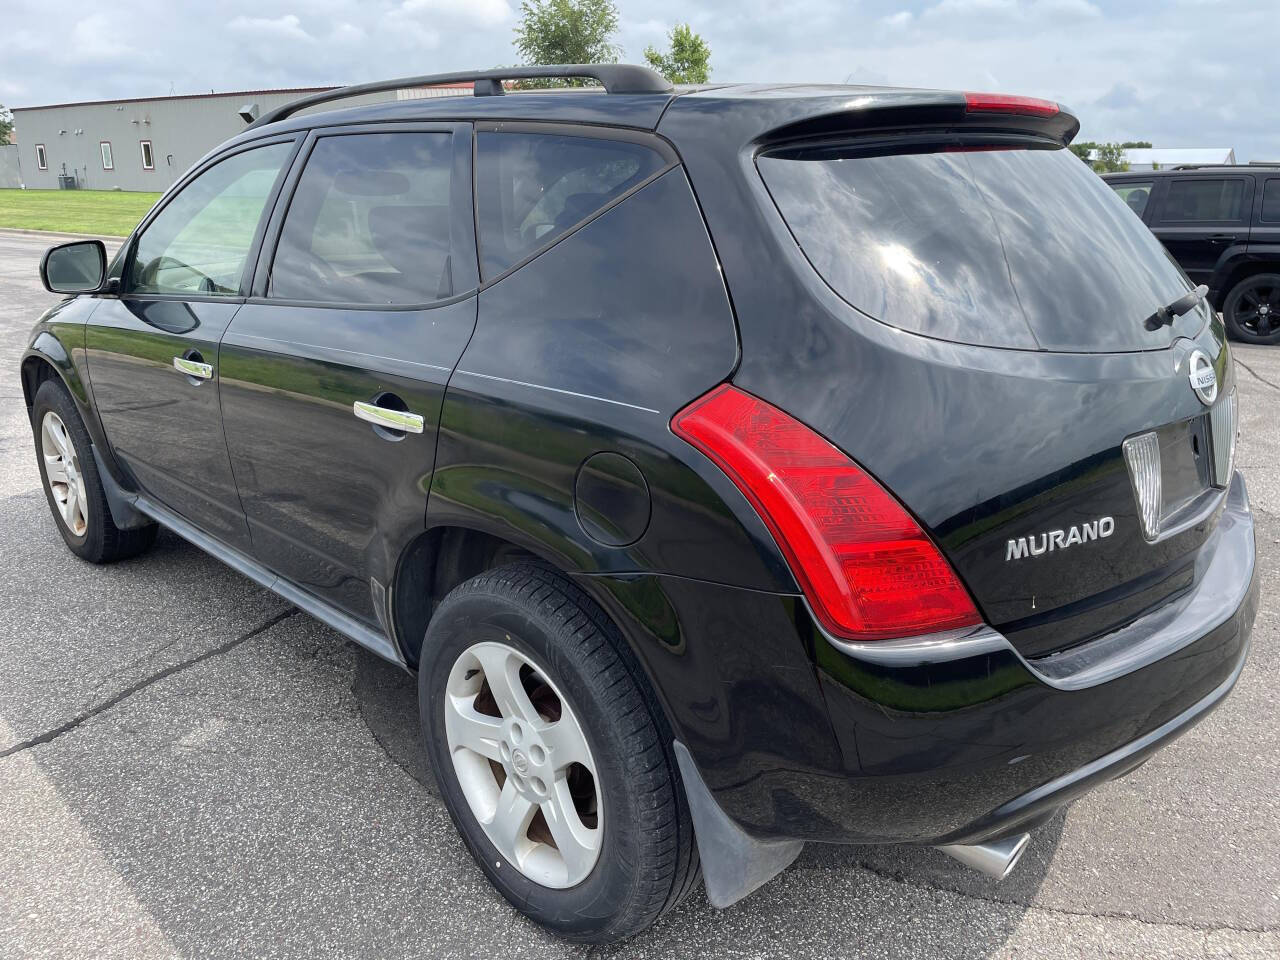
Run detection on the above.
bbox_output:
[0,227,126,243]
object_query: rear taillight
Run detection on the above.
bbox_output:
[671,385,981,641]
[964,92,1060,118]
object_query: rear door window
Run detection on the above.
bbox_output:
[475,130,669,279]
[757,141,1202,352]
[1109,181,1154,218]
[1261,179,1280,222]
[1156,178,1248,223]
[269,132,454,305]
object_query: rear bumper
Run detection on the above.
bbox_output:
[587,473,1255,853]
[809,469,1257,845]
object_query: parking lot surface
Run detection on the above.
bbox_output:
[1,228,1278,958]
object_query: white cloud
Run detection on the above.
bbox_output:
[2,0,1276,162]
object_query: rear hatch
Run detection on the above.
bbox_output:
[754,119,1236,657]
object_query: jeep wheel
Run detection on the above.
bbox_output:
[418,563,698,943]
[1224,273,1280,345]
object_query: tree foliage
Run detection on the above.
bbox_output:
[643,23,712,84]
[513,0,621,85]
[1070,140,1152,173]
[0,106,13,144]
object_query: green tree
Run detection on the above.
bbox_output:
[1070,140,1137,173]
[513,0,621,86]
[643,23,712,84]
[0,106,13,144]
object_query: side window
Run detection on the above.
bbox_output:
[1262,179,1280,222]
[475,131,669,278]
[1159,178,1246,222]
[269,132,454,305]
[129,142,293,297]
[1109,181,1153,218]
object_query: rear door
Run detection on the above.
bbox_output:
[1251,175,1280,252]
[86,138,298,552]
[218,123,477,628]
[1149,174,1253,284]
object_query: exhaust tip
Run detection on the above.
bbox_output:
[936,832,1030,880]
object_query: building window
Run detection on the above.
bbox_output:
[100,141,114,171]
[140,140,154,170]
[35,144,48,170]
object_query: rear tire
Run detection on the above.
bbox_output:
[1223,272,1280,344]
[31,379,158,563]
[419,562,698,943]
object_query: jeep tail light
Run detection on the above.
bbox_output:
[964,92,1060,118]
[672,384,981,641]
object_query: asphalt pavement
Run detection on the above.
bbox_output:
[1,227,1277,958]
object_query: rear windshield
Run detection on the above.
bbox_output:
[757,140,1201,352]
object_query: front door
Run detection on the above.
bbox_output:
[86,139,297,552]
[1150,174,1254,285]
[218,125,477,627]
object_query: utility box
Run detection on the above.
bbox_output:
[57,174,78,190]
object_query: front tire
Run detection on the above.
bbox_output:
[31,379,158,563]
[1223,273,1280,344]
[419,563,698,943]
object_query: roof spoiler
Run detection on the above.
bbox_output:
[247,64,673,129]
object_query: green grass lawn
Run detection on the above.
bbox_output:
[0,189,162,237]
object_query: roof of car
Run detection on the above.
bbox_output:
[1102,164,1280,179]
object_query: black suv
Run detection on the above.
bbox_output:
[22,67,1258,943]
[1104,165,1280,344]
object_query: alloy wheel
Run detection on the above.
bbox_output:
[444,640,603,888]
[1234,279,1280,337]
[40,411,89,537]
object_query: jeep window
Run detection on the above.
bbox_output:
[758,141,1196,351]
[1110,181,1154,218]
[269,132,454,305]
[475,132,667,278]
[129,142,293,297]
[1262,179,1280,222]
[1158,178,1246,222]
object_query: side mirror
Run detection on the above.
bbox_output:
[40,240,107,295]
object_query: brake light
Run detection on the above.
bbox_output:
[964,92,1060,118]
[672,385,981,641]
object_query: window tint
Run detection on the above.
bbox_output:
[1262,179,1280,222]
[1160,178,1246,221]
[1110,181,1153,218]
[269,133,453,305]
[758,141,1197,352]
[475,132,667,278]
[130,142,292,297]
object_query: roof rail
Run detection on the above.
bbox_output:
[1168,162,1279,171]
[248,64,673,129]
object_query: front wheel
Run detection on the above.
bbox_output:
[419,563,698,943]
[31,379,158,563]
[1223,273,1280,344]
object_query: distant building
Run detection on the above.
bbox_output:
[10,84,468,192]
[1116,147,1237,171]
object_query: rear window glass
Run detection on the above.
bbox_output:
[1262,180,1280,222]
[475,132,667,279]
[757,141,1199,352]
[1110,181,1154,218]
[269,132,454,305]
[1159,178,1246,222]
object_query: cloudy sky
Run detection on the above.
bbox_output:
[4,0,1277,160]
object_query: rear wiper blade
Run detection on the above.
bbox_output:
[1144,284,1209,330]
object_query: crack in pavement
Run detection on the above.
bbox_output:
[852,859,1278,936]
[1235,357,1280,394]
[0,607,298,759]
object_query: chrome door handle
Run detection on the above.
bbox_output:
[353,401,424,434]
[173,356,213,380]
